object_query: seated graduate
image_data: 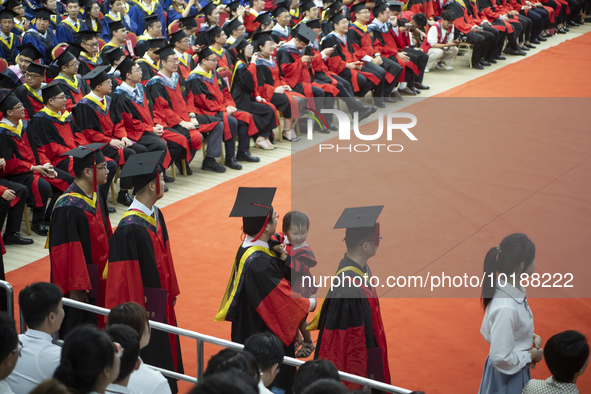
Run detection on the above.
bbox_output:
[229,35,278,151]
[77,29,104,77]
[0,156,31,247]
[128,0,166,37]
[100,20,131,56]
[136,14,163,44]
[101,45,127,87]
[215,187,316,393]
[105,152,183,394]
[101,0,139,40]
[169,30,196,80]
[5,282,64,394]
[206,26,234,84]
[73,66,145,206]
[56,0,88,44]
[177,16,200,56]
[0,314,19,394]
[186,46,260,170]
[167,0,199,24]
[196,1,222,41]
[421,10,461,71]
[312,206,391,390]
[2,43,42,87]
[244,0,266,33]
[52,45,91,111]
[270,0,293,43]
[104,325,141,394]
[476,0,527,55]
[83,1,103,36]
[145,45,226,174]
[0,8,23,66]
[21,8,58,66]
[0,90,68,237]
[136,37,166,82]
[10,0,28,37]
[39,0,65,30]
[223,16,245,48]
[107,302,173,394]
[14,62,47,120]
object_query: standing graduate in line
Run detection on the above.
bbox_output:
[49,143,112,338]
[312,206,391,391]
[0,8,23,65]
[105,152,183,394]
[216,187,316,394]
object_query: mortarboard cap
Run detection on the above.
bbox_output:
[169,29,188,45]
[62,143,107,192]
[200,0,217,16]
[107,19,125,32]
[144,14,160,27]
[329,9,346,24]
[16,43,43,61]
[0,9,18,20]
[387,0,404,10]
[75,29,98,42]
[305,18,321,28]
[334,205,384,247]
[351,1,368,14]
[251,31,273,48]
[83,65,110,89]
[7,0,22,9]
[226,0,242,12]
[25,62,48,77]
[230,187,277,240]
[101,45,125,65]
[196,46,214,61]
[32,7,55,20]
[205,25,223,44]
[295,23,316,44]
[0,74,18,89]
[41,80,65,103]
[117,151,165,194]
[135,37,166,57]
[325,0,342,16]
[223,17,243,35]
[179,16,198,27]
[153,44,176,61]
[227,34,249,51]
[300,0,316,13]
[115,55,136,79]
[65,42,85,56]
[372,0,387,16]
[254,10,273,25]
[271,4,289,18]
[0,89,20,114]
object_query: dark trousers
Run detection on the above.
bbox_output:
[101,144,147,190]
[404,48,429,83]
[136,132,168,159]
[337,67,375,98]
[482,26,505,58]
[5,172,50,225]
[332,75,366,112]
[380,57,403,94]
[458,29,495,63]
[523,8,546,38]
[0,179,28,235]
[224,115,251,158]
[361,62,387,104]
[565,0,583,22]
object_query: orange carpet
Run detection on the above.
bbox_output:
[6,32,591,394]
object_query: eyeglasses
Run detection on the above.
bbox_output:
[11,103,24,110]
[83,41,99,48]
[25,73,42,79]
[113,342,125,358]
[11,341,23,357]
[68,60,80,67]
[204,57,217,62]
[96,164,108,171]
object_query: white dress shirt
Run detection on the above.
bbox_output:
[242,234,270,249]
[0,380,15,394]
[480,284,534,375]
[106,383,134,394]
[5,330,61,394]
[258,379,274,394]
[427,23,454,46]
[127,359,172,394]
[128,197,154,217]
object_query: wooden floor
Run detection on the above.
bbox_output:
[4,24,590,272]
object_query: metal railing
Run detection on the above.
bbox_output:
[0,280,14,319]
[16,293,413,393]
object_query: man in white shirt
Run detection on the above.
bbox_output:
[6,282,64,394]
[244,332,284,394]
[424,10,459,71]
[105,325,141,394]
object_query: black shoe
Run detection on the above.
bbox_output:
[537,36,547,41]
[521,45,530,51]
[525,43,536,49]
[236,152,260,162]
[390,90,404,101]
[163,174,175,183]
[314,123,330,133]
[175,161,193,176]
[383,97,398,103]
[366,105,378,114]
[202,157,226,172]
[117,191,133,206]
[3,233,34,245]
[375,101,386,108]
[164,185,169,192]
[480,60,491,66]
[495,55,507,60]
[412,87,421,94]
[326,122,339,131]
[472,62,484,69]
[568,21,579,26]
[486,58,497,64]
[225,157,243,170]
[506,48,525,56]
[414,82,430,90]
[531,38,541,44]
[31,224,48,237]
[357,107,373,121]
[563,27,570,32]
[108,207,117,214]
[398,86,416,96]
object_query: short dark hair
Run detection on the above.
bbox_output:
[28,378,72,394]
[244,332,284,371]
[189,371,259,394]
[109,26,124,39]
[0,313,18,361]
[104,324,140,382]
[19,282,63,329]
[282,211,310,233]
[544,330,589,383]
[203,349,260,383]
[344,225,377,250]
[146,19,160,30]
[242,207,276,236]
[441,10,455,22]
[302,379,347,394]
[293,359,341,394]
[411,13,427,27]
[107,302,150,339]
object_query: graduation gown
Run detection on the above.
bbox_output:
[185,68,258,142]
[0,119,72,194]
[101,13,138,42]
[0,33,22,66]
[14,83,44,120]
[230,60,278,136]
[128,0,166,37]
[270,26,293,43]
[215,242,310,393]
[22,28,58,65]
[78,52,103,77]
[313,256,391,390]
[369,21,421,78]
[275,45,317,111]
[176,51,196,81]
[56,19,87,44]
[303,41,343,97]
[477,0,516,31]
[255,56,304,119]
[49,181,112,336]
[53,74,91,112]
[243,9,260,33]
[210,46,233,84]
[405,0,435,18]
[105,207,183,393]
[137,58,160,83]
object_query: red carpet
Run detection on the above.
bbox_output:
[6,32,591,394]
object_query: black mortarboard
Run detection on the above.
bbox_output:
[226,0,241,12]
[154,44,176,61]
[329,10,346,24]
[387,0,403,11]
[334,205,384,246]
[66,42,84,58]
[7,0,21,9]
[135,37,166,57]
[118,151,165,194]
[200,0,216,16]
[0,8,18,20]
[372,1,387,16]
[271,1,289,17]
[75,28,98,42]
[228,34,249,51]
[32,7,55,20]
[325,0,342,16]
[196,46,214,61]
[230,187,277,240]
[25,63,47,76]
[223,17,243,35]
[254,10,273,25]
[55,48,76,67]
[206,25,222,44]
[41,80,64,103]
[179,16,198,27]
[65,0,82,5]
[107,19,125,32]
[62,143,107,192]
[144,14,160,27]
[350,1,368,14]
[17,43,43,60]
[300,0,316,13]
[251,31,273,48]
[101,45,125,65]
[0,74,17,89]
[0,89,20,113]
[83,65,110,89]
[295,23,316,44]
[169,29,188,45]
[305,18,321,28]
[115,55,136,78]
